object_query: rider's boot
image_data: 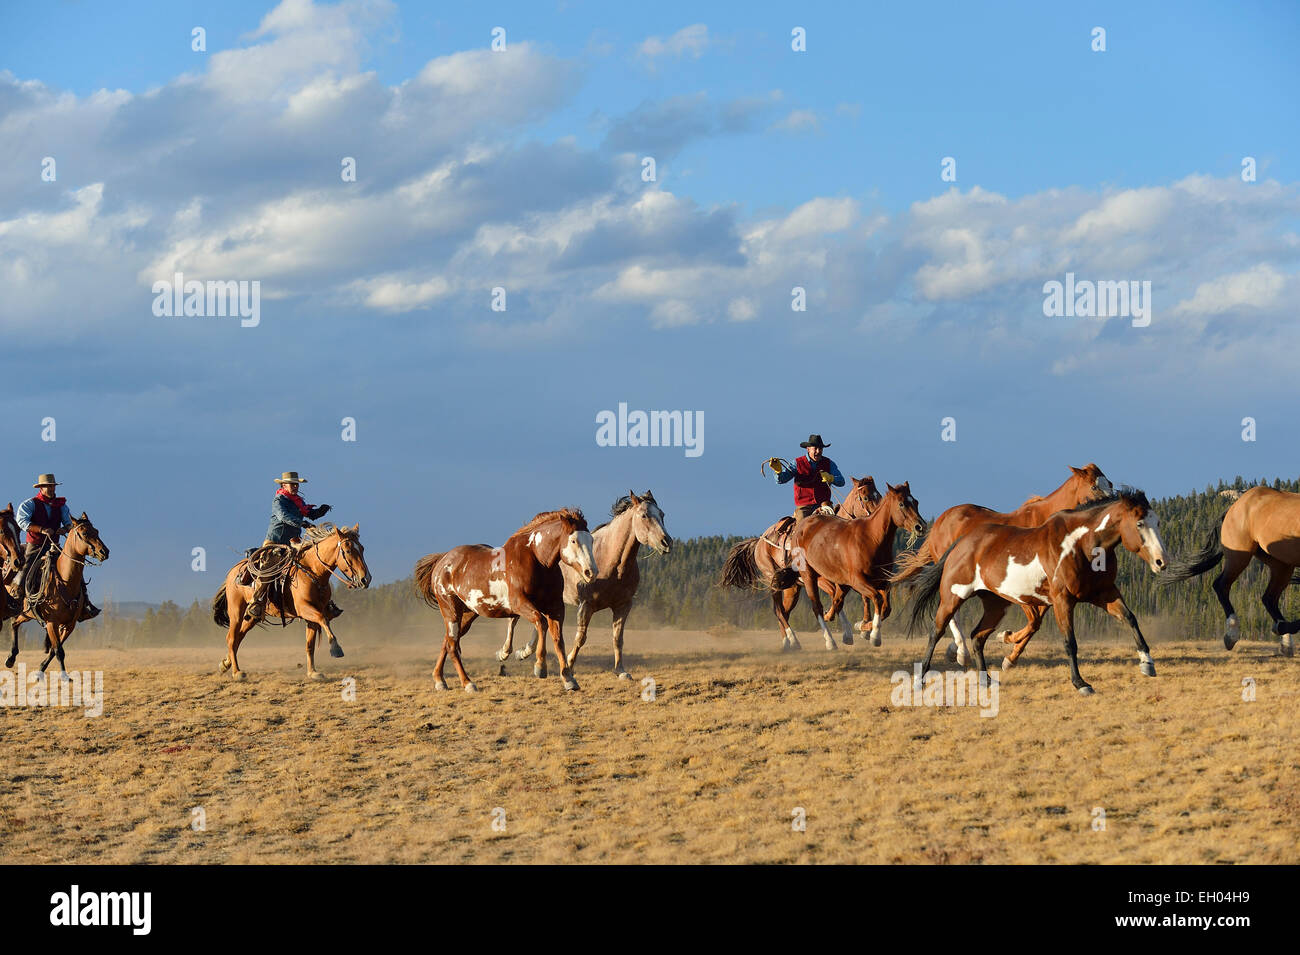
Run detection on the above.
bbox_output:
[77,582,101,621]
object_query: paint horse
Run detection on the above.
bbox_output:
[213,524,371,680]
[890,463,1112,663]
[906,489,1166,695]
[6,513,109,681]
[1163,485,1300,656]
[720,478,894,650]
[414,509,596,692]
[498,491,671,680]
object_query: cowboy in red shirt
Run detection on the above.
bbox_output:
[770,434,846,522]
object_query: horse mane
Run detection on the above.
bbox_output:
[1062,487,1149,514]
[1018,493,1047,507]
[515,508,587,536]
[596,491,657,531]
[302,522,349,543]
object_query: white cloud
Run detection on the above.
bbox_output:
[638,24,709,61]
[1173,264,1287,316]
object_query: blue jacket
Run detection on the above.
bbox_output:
[265,495,329,545]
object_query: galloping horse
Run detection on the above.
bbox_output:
[213,524,371,680]
[1163,486,1300,656]
[781,482,925,650]
[720,478,901,650]
[890,463,1112,663]
[414,509,596,692]
[498,491,672,680]
[6,513,109,680]
[906,489,1166,695]
[0,504,25,623]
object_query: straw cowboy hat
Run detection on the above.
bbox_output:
[274,471,308,484]
[799,434,830,449]
[33,473,61,488]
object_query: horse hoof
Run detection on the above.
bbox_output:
[1001,657,1014,671]
[1077,685,1095,696]
[495,649,510,662]
[498,664,507,676]
[308,670,325,681]
[329,642,344,659]
[853,620,868,633]
[1140,661,1157,677]
[4,655,14,669]
[824,639,837,651]
[464,682,478,693]
[945,643,958,662]
[59,671,72,683]
[871,631,882,647]
[534,664,547,679]
[1281,640,1295,658]
[233,671,248,682]
[434,679,448,691]
[1224,634,1239,650]
[955,649,970,667]
[563,677,580,692]
[516,649,532,661]
[616,670,631,681]
[842,634,854,646]
[218,658,230,673]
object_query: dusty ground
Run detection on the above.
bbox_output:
[1,625,1296,864]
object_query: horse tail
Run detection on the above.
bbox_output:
[414,552,445,608]
[719,538,762,590]
[1162,514,1226,584]
[212,586,229,628]
[888,536,934,584]
[905,543,955,637]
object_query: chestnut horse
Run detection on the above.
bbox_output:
[499,491,672,680]
[0,504,25,624]
[213,524,372,680]
[1163,486,1300,656]
[906,489,1166,695]
[720,477,881,649]
[780,482,924,650]
[414,508,596,692]
[6,513,109,680]
[890,463,1112,663]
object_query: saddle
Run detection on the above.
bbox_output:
[240,544,343,621]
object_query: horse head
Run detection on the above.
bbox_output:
[68,512,109,562]
[884,483,925,537]
[622,490,672,555]
[0,503,23,573]
[1072,463,1113,501]
[1112,490,1166,574]
[323,523,372,589]
[841,476,881,519]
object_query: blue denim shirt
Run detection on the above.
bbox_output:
[265,494,327,545]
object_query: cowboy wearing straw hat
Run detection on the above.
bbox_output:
[769,434,845,522]
[13,473,100,619]
[244,472,332,622]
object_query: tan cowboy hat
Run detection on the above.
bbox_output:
[33,473,60,488]
[274,471,308,484]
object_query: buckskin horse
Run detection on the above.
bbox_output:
[720,478,904,650]
[905,489,1166,695]
[212,523,371,680]
[5,513,109,681]
[890,463,1112,663]
[498,491,672,680]
[414,508,596,692]
[1163,485,1300,656]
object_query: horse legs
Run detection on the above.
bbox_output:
[1051,594,1091,695]
[999,604,1047,670]
[546,617,578,691]
[609,604,632,680]
[39,622,70,681]
[966,593,1010,680]
[1258,557,1298,656]
[771,585,801,651]
[919,596,962,684]
[800,568,837,650]
[565,601,595,669]
[497,616,519,663]
[5,618,20,668]
[1099,590,1156,677]
[304,622,323,680]
[822,581,853,646]
[1212,548,1251,649]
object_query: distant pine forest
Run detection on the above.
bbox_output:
[73,476,1300,648]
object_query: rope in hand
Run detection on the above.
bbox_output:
[760,456,846,506]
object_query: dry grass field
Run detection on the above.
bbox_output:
[1,625,1296,864]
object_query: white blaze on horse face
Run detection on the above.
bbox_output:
[561,530,596,579]
[1138,511,1166,572]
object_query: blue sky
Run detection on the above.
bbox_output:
[1,0,1298,603]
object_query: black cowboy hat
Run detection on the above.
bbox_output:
[799,434,829,449]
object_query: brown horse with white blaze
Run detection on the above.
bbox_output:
[213,524,371,680]
[720,477,882,649]
[414,509,596,692]
[891,463,1112,663]
[499,491,671,680]
[1163,486,1300,656]
[906,489,1166,695]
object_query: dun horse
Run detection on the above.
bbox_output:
[1163,486,1300,656]
[499,491,671,680]
[891,463,1111,663]
[213,524,371,680]
[906,489,1166,694]
[6,514,109,680]
[414,509,596,692]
